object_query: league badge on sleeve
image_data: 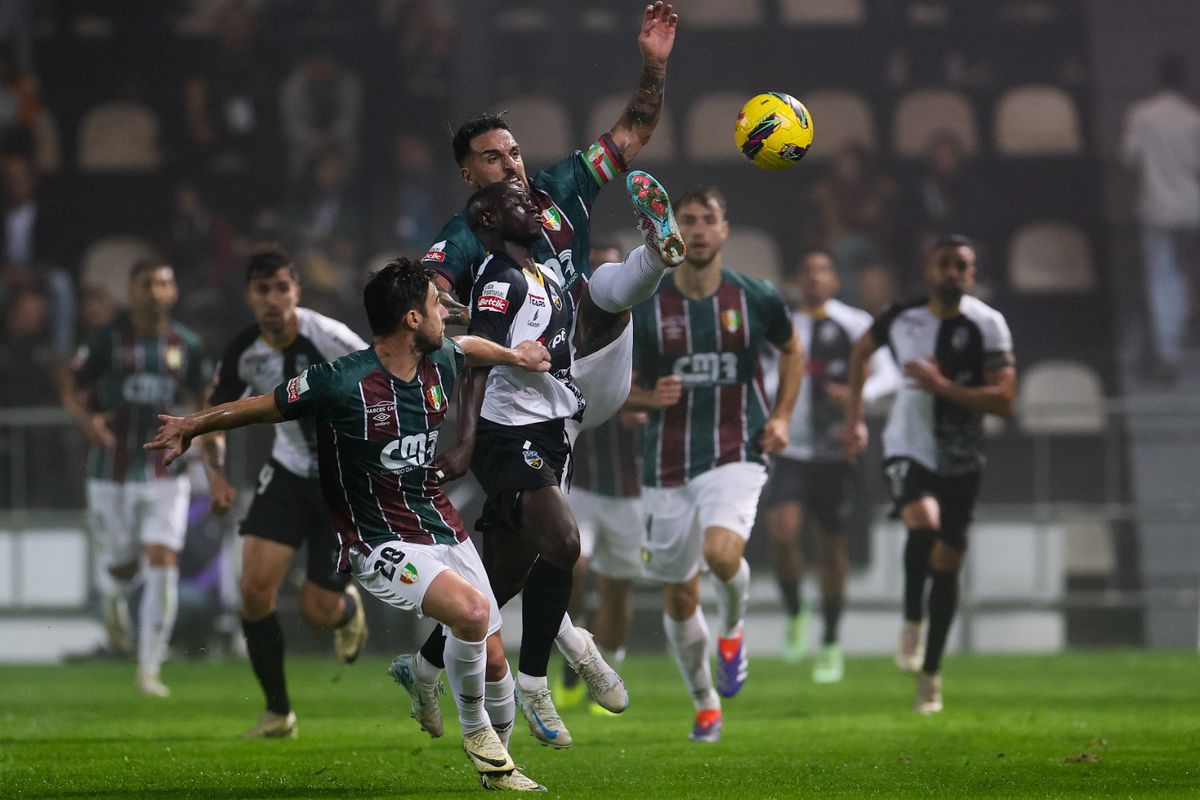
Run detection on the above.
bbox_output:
[477,281,510,313]
[422,240,448,263]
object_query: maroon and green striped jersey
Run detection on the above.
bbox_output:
[72,312,209,483]
[632,270,793,488]
[273,339,468,568]
[571,416,642,499]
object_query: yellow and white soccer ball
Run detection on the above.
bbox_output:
[733,92,814,171]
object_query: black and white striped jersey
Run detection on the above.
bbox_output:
[468,251,581,426]
[211,307,367,478]
[872,295,1014,475]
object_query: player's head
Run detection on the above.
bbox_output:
[674,186,729,269]
[128,258,177,316]
[244,248,300,334]
[795,249,839,307]
[363,257,444,352]
[465,182,543,249]
[922,234,976,307]
[590,240,623,268]
[452,113,529,192]
[1159,52,1187,91]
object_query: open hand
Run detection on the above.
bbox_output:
[638,2,678,68]
[840,419,868,462]
[143,414,193,466]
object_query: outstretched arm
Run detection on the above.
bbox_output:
[144,393,284,466]
[454,335,551,371]
[608,2,678,162]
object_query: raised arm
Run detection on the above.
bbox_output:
[608,2,678,163]
[760,331,805,454]
[144,393,284,466]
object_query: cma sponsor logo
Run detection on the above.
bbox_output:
[122,373,177,405]
[379,431,439,474]
[672,352,738,387]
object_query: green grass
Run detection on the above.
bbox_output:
[2,652,1198,798]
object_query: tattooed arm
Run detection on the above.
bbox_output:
[608,2,678,162]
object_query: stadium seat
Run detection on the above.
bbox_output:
[994,85,1082,155]
[77,101,162,171]
[1008,222,1095,292]
[779,0,865,25]
[588,95,675,164]
[893,89,978,157]
[686,92,746,163]
[683,0,764,27]
[1064,519,1116,577]
[724,228,783,285]
[81,236,158,301]
[495,95,570,164]
[1017,360,1105,435]
[802,89,876,157]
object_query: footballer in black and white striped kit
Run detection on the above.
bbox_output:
[843,235,1016,715]
[200,249,370,739]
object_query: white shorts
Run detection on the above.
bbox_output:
[86,477,191,568]
[350,537,502,638]
[640,462,768,583]
[569,488,645,580]
[569,320,633,434]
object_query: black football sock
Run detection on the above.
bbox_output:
[519,559,573,679]
[419,624,447,670]
[242,613,290,715]
[778,575,802,618]
[822,592,843,646]
[334,589,358,628]
[904,528,937,622]
[922,569,959,675]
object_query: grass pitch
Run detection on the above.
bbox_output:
[1,651,1198,798]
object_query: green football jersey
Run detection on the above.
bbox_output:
[420,134,627,302]
[632,270,794,488]
[72,312,209,483]
[273,338,467,566]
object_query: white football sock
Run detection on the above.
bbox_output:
[554,613,589,665]
[413,649,443,685]
[138,565,178,676]
[714,558,750,638]
[663,608,720,712]
[444,634,489,735]
[587,245,669,313]
[485,668,516,748]
[516,671,548,694]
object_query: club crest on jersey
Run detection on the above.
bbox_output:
[541,206,563,231]
[522,448,544,470]
[165,345,183,371]
[819,322,839,344]
[951,327,970,351]
[422,240,447,263]
[426,384,446,411]
[721,309,742,334]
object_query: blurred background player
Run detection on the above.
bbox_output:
[200,248,369,738]
[762,250,899,681]
[146,259,551,792]
[842,235,1016,714]
[627,186,804,742]
[60,259,209,696]
[555,242,656,712]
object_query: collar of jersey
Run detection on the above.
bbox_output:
[368,345,422,385]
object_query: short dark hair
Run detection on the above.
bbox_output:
[674,185,727,215]
[363,257,432,337]
[245,247,297,284]
[464,182,511,236]
[1160,53,1187,91]
[931,233,974,252]
[129,257,168,282]
[451,113,510,166]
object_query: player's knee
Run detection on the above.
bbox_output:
[663,583,698,621]
[931,532,966,571]
[543,527,580,571]
[240,575,277,617]
[144,544,177,568]
[484,634,508,681]
[108,561,138,583]
[454,589,491,642]
[702,538,740,580]
[298,585,341,629]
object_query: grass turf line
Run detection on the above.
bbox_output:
[1,652,1198,798]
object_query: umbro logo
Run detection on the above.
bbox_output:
[373,412,390,423]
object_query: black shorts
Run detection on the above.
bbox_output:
[762,457,851,531]
[239,459,349,593]
[471,418,570,536]
[882,457,981,542]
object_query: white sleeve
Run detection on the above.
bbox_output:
[310,313,368,360]
[863,347,901,404]
[981,309,1015,371]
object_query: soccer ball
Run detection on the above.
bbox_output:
[734,92,814,171]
